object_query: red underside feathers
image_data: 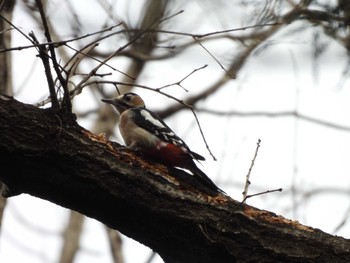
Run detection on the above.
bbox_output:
[142,143,194,168]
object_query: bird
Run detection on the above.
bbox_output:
[101,92,223,194]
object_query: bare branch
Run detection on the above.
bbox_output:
[157,64,207,91]
[333,205,350,234]
[246,188,283,200]
[242,139,262,202]
[59,211,84,263]
[0,23,123,53]
[193,37,235,79]
[149,22,281,38]
[190,105,217,161]
[195,108,350,132]
[29,31,59,110]
[35,0,71,112]
[106,227,125,263]
[0,13,34,46]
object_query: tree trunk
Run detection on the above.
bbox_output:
[0,96,349,263]
[0,0,16,233]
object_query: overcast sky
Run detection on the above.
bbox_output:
[1,1,350,263]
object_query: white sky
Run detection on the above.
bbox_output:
[1,1,350,263]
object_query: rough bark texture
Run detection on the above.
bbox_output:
[0,96,350,263]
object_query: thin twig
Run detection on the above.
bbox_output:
[0,20,280,53]
[65,43,135,79]
[144,251,157,263]
[193,37,235,79]
[64,43,101,76]
[195,108,350,132]
[195,22,281,38]
[66,44,135,81]
[68,10,189,99]
[159,9,184,23]
[0,23,123,53]
[72,32,146,97]
[150,22,281,38]
[189,107,216,161]
[242,139,261,202]
[0,13,35,45]
[245,188,283,199]
[157,64,207,91]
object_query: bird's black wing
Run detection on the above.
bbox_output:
[131,108,205,161]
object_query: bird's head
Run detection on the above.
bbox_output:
[101,93,145,114]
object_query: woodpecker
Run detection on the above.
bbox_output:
[101,92,223,193]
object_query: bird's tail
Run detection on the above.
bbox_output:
[190,165,225,195]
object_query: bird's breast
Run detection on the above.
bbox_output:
[119,110,160,148]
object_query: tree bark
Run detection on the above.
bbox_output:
[0,96,349,263]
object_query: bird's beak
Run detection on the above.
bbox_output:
[101,98,114,104]
[101,98,127,114]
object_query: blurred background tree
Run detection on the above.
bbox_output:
[1,0,350,262]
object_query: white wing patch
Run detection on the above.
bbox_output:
[140,109,166,129]
[138,108,188,149]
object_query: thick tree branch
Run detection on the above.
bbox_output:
[0,96,350,263]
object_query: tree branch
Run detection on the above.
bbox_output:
[1,96,350,263]
[195,108,350,132]
[28,31,60,111]
[35,0,71,112]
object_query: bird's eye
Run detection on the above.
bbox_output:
[124,95,132,101]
